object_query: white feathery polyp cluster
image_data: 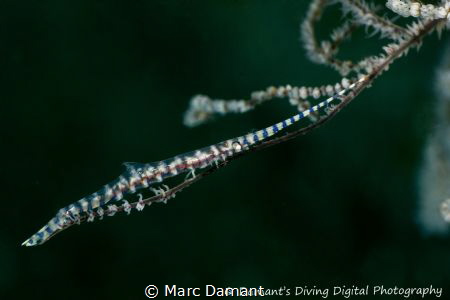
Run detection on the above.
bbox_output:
[386,0,450,20]
[184,77,355,128]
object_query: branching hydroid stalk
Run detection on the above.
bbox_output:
[22,1,449,246]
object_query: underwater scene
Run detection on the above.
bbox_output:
[2,0,450,299]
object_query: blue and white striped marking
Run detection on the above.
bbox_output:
[21,76,365,247]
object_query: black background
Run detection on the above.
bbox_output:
[1,0,449,299]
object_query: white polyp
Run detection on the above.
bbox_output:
[276,86,285,98]
[410,3,421,17]
[325,85,334,96]
[312,87,321,99]
[435,7,448,19]
[123,200,132,215]
[107,204,118,216]
[386,0,450,21]
[420,4,434,19]
[87,212,95,222]
[299,87,308,99]
[251,91,264,102]
[97,207,104,220]
[136,200,145,211]
[291,87,299,99]
[334,83,342,92]
[341,77,350,89]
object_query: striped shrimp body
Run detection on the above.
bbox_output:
[21,76,366,247]
[21,144,242,246]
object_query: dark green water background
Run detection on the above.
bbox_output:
[1,0,449,299]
